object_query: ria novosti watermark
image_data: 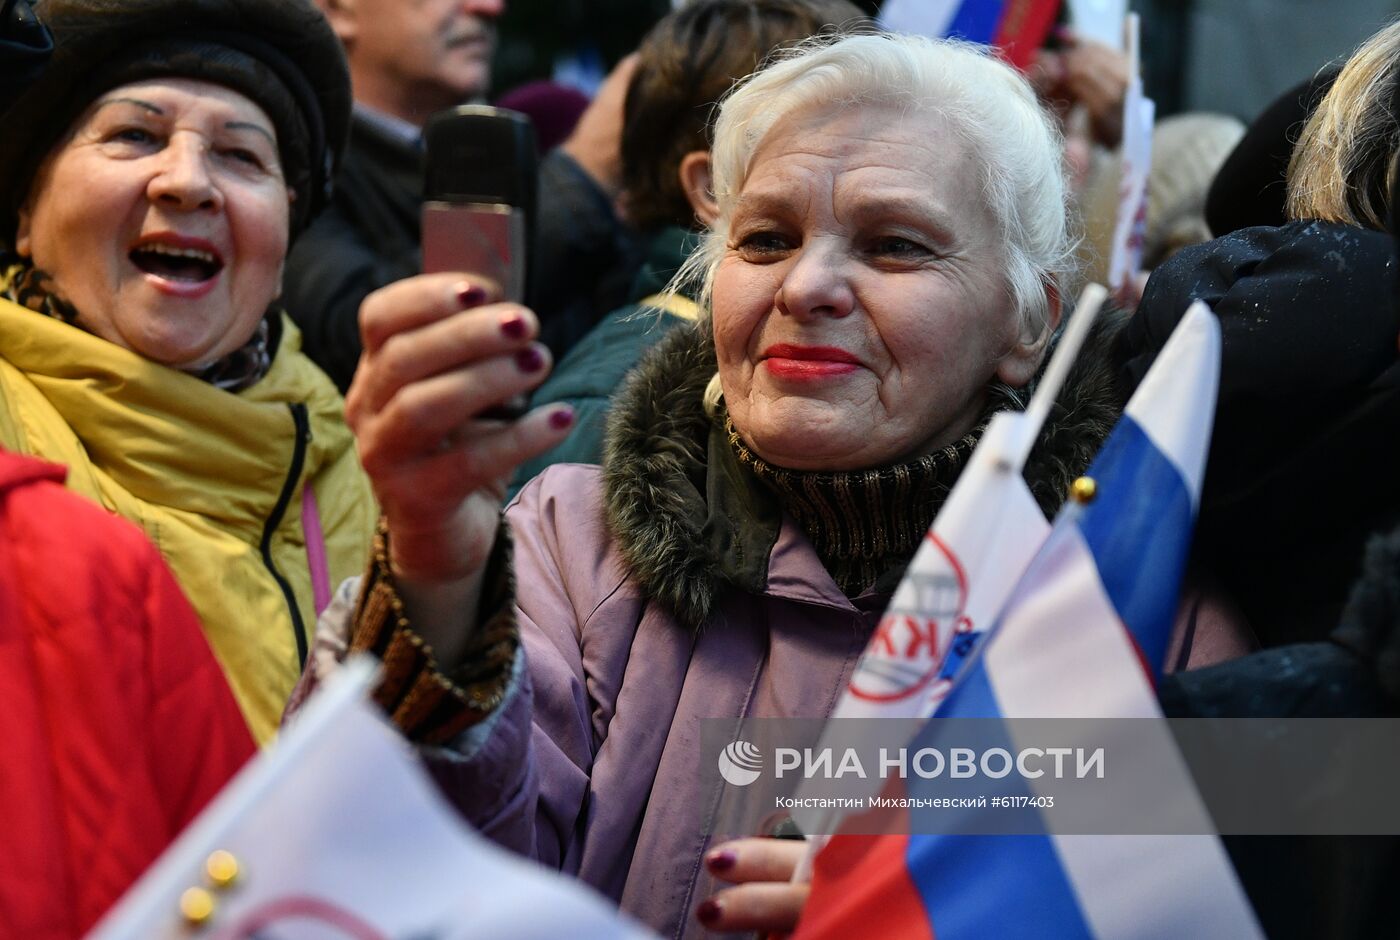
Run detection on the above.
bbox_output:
[720,742,1104,785]
[717,741,764,787]
[698,717,1400,838]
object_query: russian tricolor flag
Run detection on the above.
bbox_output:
[879,0,1063,70]
[796,304,1264,939]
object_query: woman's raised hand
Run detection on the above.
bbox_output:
[1030,31,1130,148]
[345,274,573,652]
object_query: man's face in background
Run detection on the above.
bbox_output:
[335,0,505,123]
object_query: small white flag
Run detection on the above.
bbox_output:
[1066,0,1128,49]
[1108,15,1156,296]
[92,659,657,940]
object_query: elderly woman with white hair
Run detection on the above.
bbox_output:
[303,32,1124,937]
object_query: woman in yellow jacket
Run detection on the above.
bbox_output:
[0,0,376,743]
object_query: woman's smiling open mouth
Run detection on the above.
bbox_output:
[129,235,224,296]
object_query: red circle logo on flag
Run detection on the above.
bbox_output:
[848,534,970,702]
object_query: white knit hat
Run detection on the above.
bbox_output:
[1142,112,1246,267]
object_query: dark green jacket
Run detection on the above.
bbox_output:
[510,226,700,496]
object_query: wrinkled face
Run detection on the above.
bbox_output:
[348,0,503,117]
[712,104,1038,471]
[16,78,291,370]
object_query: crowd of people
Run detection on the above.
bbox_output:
[1,0,1398,937]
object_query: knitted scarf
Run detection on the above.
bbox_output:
[724,384,1023,596]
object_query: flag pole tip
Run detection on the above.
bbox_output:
[1070,476,1098,504]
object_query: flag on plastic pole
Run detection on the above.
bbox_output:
[879,0,1063,70]
[795,303,1264,940]
[91,658,658,940]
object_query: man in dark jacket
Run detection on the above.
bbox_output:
[285,0,640,390]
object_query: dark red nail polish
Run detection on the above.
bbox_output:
[548,406,575,430]
[515,347,544,373]
[500,312,527,339]
[705,849,736,873]
[457,283,488,308]
[695,899,721,926]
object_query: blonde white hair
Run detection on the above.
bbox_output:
[674,31,1074,338]
[1288,18,1400,229]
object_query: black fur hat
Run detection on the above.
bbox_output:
[0,0,351,240]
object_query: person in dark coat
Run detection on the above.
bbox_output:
[1122,220,1398,649]
[1124,17,1400,651]
[1130,19,1400,937]
[1204,68,1339,237]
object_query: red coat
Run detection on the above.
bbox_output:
[0,452,256,938]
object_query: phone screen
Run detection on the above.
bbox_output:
[422,201,527,302]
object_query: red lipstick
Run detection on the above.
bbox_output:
[760,343,861,380]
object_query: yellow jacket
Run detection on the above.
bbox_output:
[0,297,376,742]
